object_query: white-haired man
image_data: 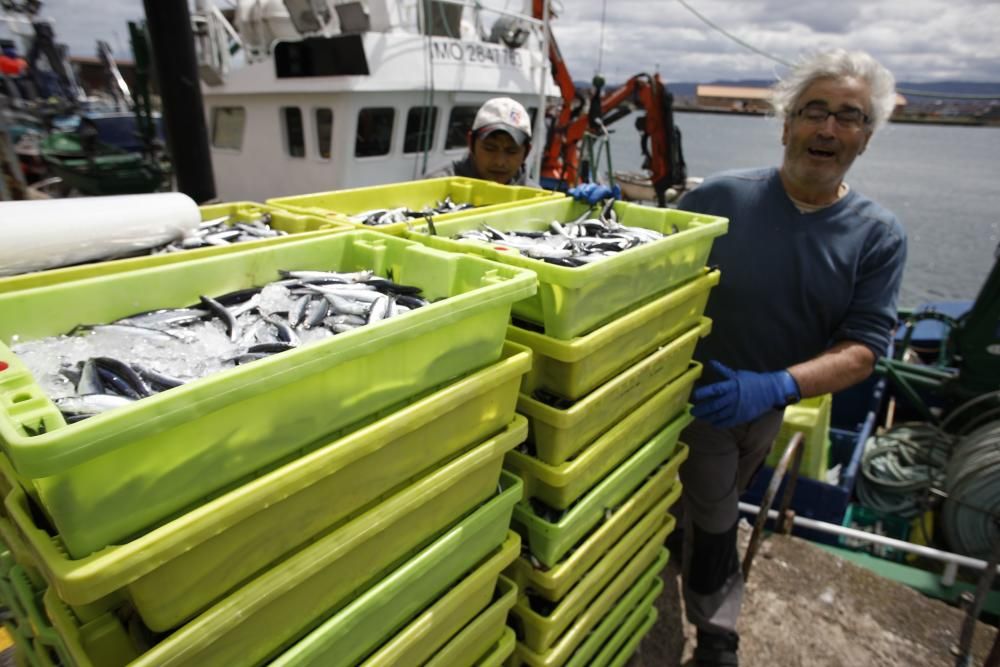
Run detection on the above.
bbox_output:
[676,49,907,666]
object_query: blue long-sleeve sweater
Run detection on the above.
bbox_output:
[678,167,907,381]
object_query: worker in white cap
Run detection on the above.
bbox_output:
[425,97,532,185]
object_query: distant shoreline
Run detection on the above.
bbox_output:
[673,106,996,127]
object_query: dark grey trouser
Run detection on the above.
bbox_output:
[678,411,785,635]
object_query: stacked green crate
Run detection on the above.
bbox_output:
[0,228,540,665]
[398,196,726,665]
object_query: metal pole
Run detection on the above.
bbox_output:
[743,432,804,581]
[529,0,550,185]
[739,502,1000,574]
[142,0,216,203]
[954,521,1000,667]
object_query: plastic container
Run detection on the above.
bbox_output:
[510,518,671,654]
[0,202,350,294]
[405,197,727,339]
[765,394,833,481]
[4,349,529,631]
[513,427,689,568]
[507,482,680,602]
[363,573,517,667]
[477,627,516,667]
[42,468,524,667]
[2,564,72,667]
[506,372,697,509]
[565,571,663,667]
[510,270,719,400]
[601,607,658,667]
[267,176,564,236]
[424,577,518,667]
[519,324,708,467]
[0,231,535,557]
[280,532,519,667]
[508,548,669,666]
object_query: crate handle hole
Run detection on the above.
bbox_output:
[11,392,31,404]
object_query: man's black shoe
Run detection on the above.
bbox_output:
[693,629,739,666]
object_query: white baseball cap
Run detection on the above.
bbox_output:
[472,97,532,146]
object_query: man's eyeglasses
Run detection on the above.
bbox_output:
[796,104,871,130]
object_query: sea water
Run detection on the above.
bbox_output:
[609,112,1000,306]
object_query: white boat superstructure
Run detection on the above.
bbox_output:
[192,0,557,201]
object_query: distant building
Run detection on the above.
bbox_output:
[695,85,771,113]
[695,84,908,117]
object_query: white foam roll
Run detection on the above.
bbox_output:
[0,193,202,277]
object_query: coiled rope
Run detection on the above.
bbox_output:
[943,420,1000,559]
[856,390,1000,559]
[856,422,955,519]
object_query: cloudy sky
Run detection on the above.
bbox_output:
[10,0,1000,83]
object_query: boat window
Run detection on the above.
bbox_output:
[211,107,245,150]
[355,107,394,157]
[445,106,478,150]
[282,107,306,158]
[403,106,438,154]
[315,108,333,159]
[421,1,463,37]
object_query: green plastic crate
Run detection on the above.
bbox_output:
[477,627,516,667]
[0,231,535,557]
[510,270,719,401]
[3,565,71,667]
[507,482,680,603]
[424,576,518,667]
[600,606,658,667]
[510,517,671,654]
[513,425,689,569]
[566,571,663,667]
[405,197,728,339]
[508,548,669,667]
[0,202,350,294]
[506,368,698,509]
[282,530,519,667]
[39,428,525,667]
[267,176,565,236]
[519,324,708,467]
[2,621,39,667]
[765,393,833,481]
[3,347,529,631]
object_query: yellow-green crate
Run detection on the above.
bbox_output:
[4,346,529,631]
[600,606,658,667]
[508,548,669,667]
[510,270,719,401]
[510,516,671,654]
[0,202,350,294]
[477,627,516,667]
[0,231,535,558]
[507,482,680,603]
[405,197,727,339]
[424,576,518,667]
[566,570,663,667]
[39,425,524,667]
[512,429,689,569]
[297,533,519,667]
[506,371,697,509]
[267,177,565,236]
[766,393,833,481]
[2,564,71,667]
[519,323,709,466]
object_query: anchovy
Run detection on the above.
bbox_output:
[55,393,134,419]
[200,294,238,340]
[132,363,186,391]
[77,358,104,395]
[69,323,183,342]
[94,357,153,398]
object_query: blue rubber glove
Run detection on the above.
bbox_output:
[690,360,801,428]
[568,183,621,205]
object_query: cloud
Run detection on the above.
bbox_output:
[11,0,1000,83]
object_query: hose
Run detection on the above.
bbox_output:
[942,419,1000,559]
[856,423,956,519]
